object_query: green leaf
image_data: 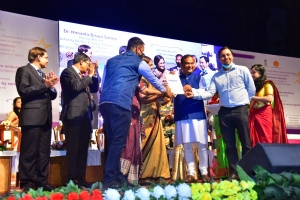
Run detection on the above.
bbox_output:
[280,172,294,187]
[292,174,300,187]
[236,164,254,182]
[268,174,284,185]
[291,187,300,198]
[263,184,287,199]
[28,188,37,198]
[254,165,270,185]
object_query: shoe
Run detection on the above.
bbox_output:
[36,184,54,192]
[226,174,240,182]
[184,175,197,183]
[102,180,121,191]
[201,174,210,183]
[118,179,135,187]
[78,180,92,188]
[22,184,35,193]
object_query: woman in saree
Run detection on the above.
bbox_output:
[249,64,288,147]
[139,56,170,182]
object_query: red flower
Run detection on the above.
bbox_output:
[67,192,79,200]
[91,189,103,200]
[50,193,64,200]
[79,191,90,200]
[36,197,48,200]
[20,194,33,200]
[6,196,16,200]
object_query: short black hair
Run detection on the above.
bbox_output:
[218,46,233,58]
[73,53,90,64]
[175,54,182,58]
[199,56,209,63]
[127,37,144,50]
[181,54,194,64]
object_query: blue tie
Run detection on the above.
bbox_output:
[37,69,43,78]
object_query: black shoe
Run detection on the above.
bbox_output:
[21,183,35,193]
[226,174,240,182]
[78,181,92,189]
[36,184,54,192]
[102,180,121,191]
[118,179,135,187]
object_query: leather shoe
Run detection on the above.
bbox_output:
[118,179,135,187]
[201,174,211,183]
[226,174,240,181]
[36,184,54,192]
[21,183,35,193]
[184,174,197,183]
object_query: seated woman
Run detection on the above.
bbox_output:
[2,97,21,126]
[249,64,288,146]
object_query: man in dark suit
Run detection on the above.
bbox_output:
[60,53,96,188]
[67,44,100,129]
[15,47,59,192]
[168,54,182,74]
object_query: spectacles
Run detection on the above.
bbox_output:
[84,61,91,66]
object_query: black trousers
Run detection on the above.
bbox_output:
[19,122,51,188]
[64,119,92,182]
[218,105,251,174]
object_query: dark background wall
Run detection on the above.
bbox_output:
[1,0,300,58]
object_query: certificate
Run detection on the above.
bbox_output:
[165,73,184,94]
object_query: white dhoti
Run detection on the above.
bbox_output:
[175,119,208,175]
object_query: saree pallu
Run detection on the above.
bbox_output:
[140,102,170,179]
[249,105,273,147]
[214,115,242,178]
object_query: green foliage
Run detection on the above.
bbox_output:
[251,165,300,200]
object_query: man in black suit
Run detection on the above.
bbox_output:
[60,53,96,188]
[67,44,100,129]
[168,54,182,74]
[15,47,59,192]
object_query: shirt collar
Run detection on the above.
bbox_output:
[72,65,81,77]
[29,63,39,71]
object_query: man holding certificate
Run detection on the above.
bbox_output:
[173,55,210,183]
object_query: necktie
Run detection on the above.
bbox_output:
[37,69,43,78]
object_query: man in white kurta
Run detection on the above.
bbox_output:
[173,55,209,183]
